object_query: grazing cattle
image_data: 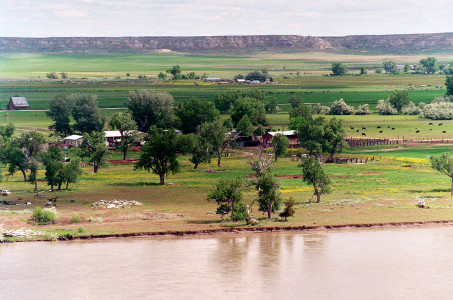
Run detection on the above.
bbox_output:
[429,123,433,125]
[379,131,383,133]
[362,127,366,130]
[377,126,381,129]
[362,133,366,136]
[443,131,447,133]
[387,126,391,128]
[416,130,420,133]
[439,123,443,126]
[356,129,359,132]
[350,127,354,129]
[392,128,395,130]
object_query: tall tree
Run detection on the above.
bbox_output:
[272,133,289,161]
[58,157,83,190]
[79,132,110,173]
[199,120,234,167]
[293,116,326,155]
[135,126,180,185]
[166,65,182,80]
[70,93,104,133]
[16,131,46,190]
[389,90,410,114]
[331,62,347,76]
[42,146,64,192]
[108,112,139,160]
[126,90,174,132]
[46,94,72,137]
[382,61,397,74]
[207,177,244,221]
[254,171,281,219]
[430,152,453,196]
[175,97,219,134]
[300,157,331,203]
[323,117,347,159]
[419,57,438,74]
[236,115,254,136]
[230,97,267,126]
[445,75,453,97]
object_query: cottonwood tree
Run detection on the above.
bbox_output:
[430,152,453,196]
[11,132,46,190]
[300,157,331,203]
[446,75,453,97]
[127,90,174,132]
[230,97,267,126]
[43,146,64,192]
[389,90,410,114]
[331,62,347,76]
[419,57,438,74]
[179,133,211,169]
[279,198,296,221]
[236,115,254,136]
[323,117,347,159]
[46,94,72,137]
[58,158,83,190]
[199,119,235,167]
[254,171,281,219]
[247,147,281,219]
[79,132,110,173]
[272,133,289,161]
[207,177,244,221]
[175,97,219,134]
[135,126,180,185]
[108,112,139,160]
[166,65,182,80]
[70,93,104,133]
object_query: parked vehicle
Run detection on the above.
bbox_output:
[1,190,11,196]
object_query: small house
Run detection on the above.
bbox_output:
[7,97,30,110]
[62,135,84,147]
[262,130,300,148]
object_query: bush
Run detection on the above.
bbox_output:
[355,104,372,115]
[32,207,57,223]
[279,198,296,221]
[71,215,81,224]
[312,103,330,115]
[431,96,453,104]
[421,102,453,120]
[376,99,397,115]
[46,72,58,79]
[329,99,354,115]
[230,202,248,222]
[402,101,422,115]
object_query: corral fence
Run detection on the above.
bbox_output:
[345,137,397,147]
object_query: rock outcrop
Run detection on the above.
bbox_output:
[1,33,453,53]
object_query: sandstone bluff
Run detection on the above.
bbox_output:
[1,33,453,53]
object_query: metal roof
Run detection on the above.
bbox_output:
[10,97,29,106]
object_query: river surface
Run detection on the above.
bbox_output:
[2,226,453,299]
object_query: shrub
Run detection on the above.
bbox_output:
[46,72,58,79]
[87,216,103,223]
[421,102,453,120]
[32,207,57,224]
[77,226,86,234]
[279,198,296,221]
[402,101,422,115]
[376,99,397,115]
[329,99,354,115]
[230,202,248,222]
[355,104,372,115]
[312,103,330,115]
[431,96,453,104]
[71,215,81,224]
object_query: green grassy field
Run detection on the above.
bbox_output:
[3,50,453,241]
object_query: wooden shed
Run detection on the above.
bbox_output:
[7,97,30,110]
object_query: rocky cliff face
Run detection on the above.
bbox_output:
[1,33,453,53]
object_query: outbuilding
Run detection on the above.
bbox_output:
[7,97,30,110]
[262,130,300,148]
[62,135,84,147]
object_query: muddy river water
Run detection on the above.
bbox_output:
[2,226,453,299]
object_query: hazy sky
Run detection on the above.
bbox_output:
[1,0,452,37]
